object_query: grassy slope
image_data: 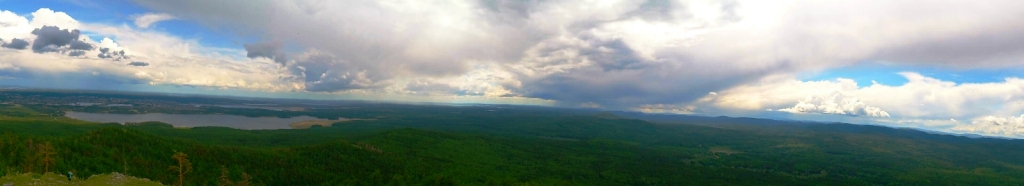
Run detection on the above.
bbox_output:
[0,172,162,186]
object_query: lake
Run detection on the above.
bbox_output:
[64,111,326,130]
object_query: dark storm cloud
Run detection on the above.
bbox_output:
[67,50,86,56]
[513,30,798,108]
[98,47,128,60]
[0,71,148,91]
[30,26,84,53]
[519,62,778,108]
[131,0,735,103]
[873,27,1024,67]
[580,39,647,71]
[286,52,381,92]
[1,38,29,50]
[243,41,287,64]
[292,53,333,83]
[128,0,782,107]
[127,61,149,66]
[68,40,94,50]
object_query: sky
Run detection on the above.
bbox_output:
[1,0,1024,138]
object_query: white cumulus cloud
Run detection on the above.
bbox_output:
[701,72,1024,120]
[694,72,1024,138]
[29,8,80,30]
[0,10,33,40]
[778,92,891,117]
[952,115,1024,138]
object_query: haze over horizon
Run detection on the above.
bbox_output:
[1,0,1023,138]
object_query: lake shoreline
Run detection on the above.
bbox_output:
[64,111,345,130]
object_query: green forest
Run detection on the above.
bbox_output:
[2,100,1024,185]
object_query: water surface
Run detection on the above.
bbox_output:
[65,111,323,130]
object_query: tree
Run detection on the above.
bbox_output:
[236,172,251,186]
[123,159,130,175]
[23,139,35,173]
[219,166,233,186]
[37,142,56,173]
[169,151,193,186]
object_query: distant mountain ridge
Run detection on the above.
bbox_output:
[610,111,1021,141]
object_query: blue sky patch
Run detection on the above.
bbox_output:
[804,61,1024,87]
[5,0,245,51]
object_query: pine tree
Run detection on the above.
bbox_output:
[169,151,193,186]
[236,172,251,186]
[23,139,34,173]
[37,142,56,173]
[123,159,130,175]
[219,166,234,186]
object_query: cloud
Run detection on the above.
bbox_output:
[701,77,863,111]
[146,1,1024,112]
[397,65,521,97]
[1,38,29,49]
[0,8,297,92]
[127,61,149,66]
[77,23,295,91]
[402,80,461,96]
[97,47,127,60]
[6,2,1023,136]
[859,72,1024,119]
[952,115,1024,138]
[284,50,378,92]
[133,0,550,92]
[634,104,699,115]
[702,72,1024,119]
[243,41,287,64]
[96,37,123,51]
[30,25,86,53]
[130,0,1024,110]
[694,72,1024,137]
[68,40,93,50]
[132,13,176,28]
[67,50,86,57]
[0,10,33,40]
[777,92,891,117]
[29,8,79,30]
[580,102,601,108]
